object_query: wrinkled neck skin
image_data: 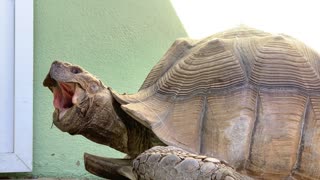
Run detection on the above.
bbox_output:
[112,94,165,158]
[53,88,164,158]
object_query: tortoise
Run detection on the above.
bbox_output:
[43,26,320,179]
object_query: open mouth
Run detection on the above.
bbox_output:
[52,82,76,119]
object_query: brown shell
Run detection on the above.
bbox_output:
[111,26,320,179]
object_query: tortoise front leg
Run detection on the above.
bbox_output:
[133,146,252,180]
[84,153,137,180]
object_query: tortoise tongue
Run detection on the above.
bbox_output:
[53,82,75,111]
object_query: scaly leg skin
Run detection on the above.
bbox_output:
[133,146,253,180]
[84,153,136,180]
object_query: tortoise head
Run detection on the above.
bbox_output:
[43,61,128,153]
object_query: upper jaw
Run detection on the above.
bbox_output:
[43,73,57,90]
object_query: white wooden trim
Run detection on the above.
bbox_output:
[0,0,14,153]
[0,0,33,172]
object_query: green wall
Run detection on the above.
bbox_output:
[2,0,186,178]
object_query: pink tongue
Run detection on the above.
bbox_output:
[53,87,63,110]
[53,86,74,110]
[61,89,73,108]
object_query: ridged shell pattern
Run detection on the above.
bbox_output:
[111,26,320,179]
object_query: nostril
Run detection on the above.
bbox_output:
[52,61,63,68]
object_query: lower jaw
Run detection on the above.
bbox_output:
[52,109,72,131]
[53,106,73,120]
[52,107,84,135]
[58,108,69,119]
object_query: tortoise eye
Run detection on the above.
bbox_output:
[71,67,82,74]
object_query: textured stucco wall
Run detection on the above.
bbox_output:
[2,0,186,178]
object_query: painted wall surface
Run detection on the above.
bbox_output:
[1,0,186,178]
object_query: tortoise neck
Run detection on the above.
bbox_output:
[112,98,165,158]
[79,89,129,154]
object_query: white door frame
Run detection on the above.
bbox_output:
[0,0,33,172]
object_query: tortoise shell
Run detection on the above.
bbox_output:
[111,26,320,178]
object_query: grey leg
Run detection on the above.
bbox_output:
[84,153,136,180]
